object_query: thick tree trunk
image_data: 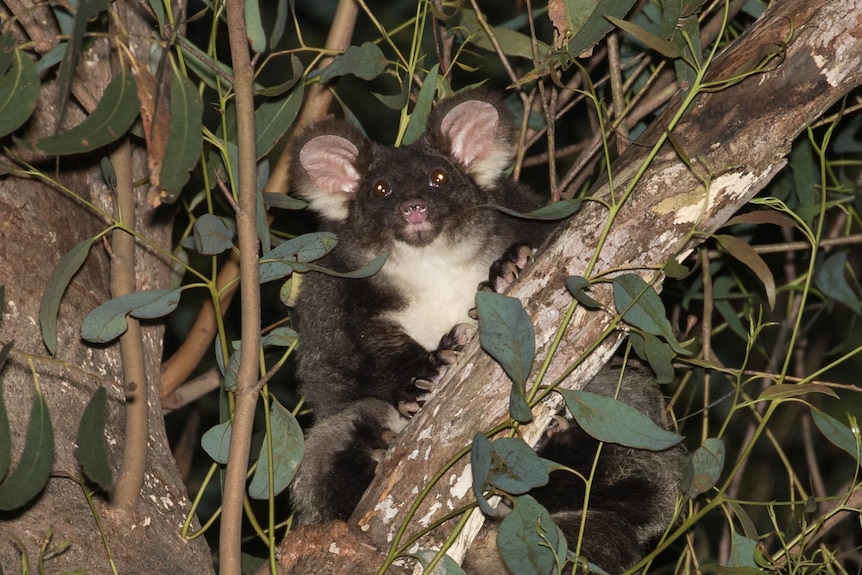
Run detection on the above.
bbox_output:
[351,0,862,562]
[0,5,213,573]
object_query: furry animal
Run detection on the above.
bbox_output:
[288,91,684,573]
[463,366,684,574]
[289,91,550,522]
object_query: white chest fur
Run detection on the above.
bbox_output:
[379,236,493,350]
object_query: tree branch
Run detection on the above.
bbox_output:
[219,1,261,574]
[354,0,862,563]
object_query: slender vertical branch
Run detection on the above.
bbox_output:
[220,1,261,574]
[109,136,149,515]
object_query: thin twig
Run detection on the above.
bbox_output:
[219,1,261,574]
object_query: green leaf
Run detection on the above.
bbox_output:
[470,432,496,516]
[815,251,861,314]
[39,67,140,154]
[244,0,266,53]
[256,86,304,159]
[54,0,111,131]
[158,70,203,202]
[663,256,690,280]
[486,437,549,494]
[264,192,307,211]
[497,495,566,575]
[269,0,289,50]
[810,407,859,463]
[558,389,683,449]
[81,288,183,343]
[671,13,702,89]
[40,238,95,355]
[0,29,17,77]
[201,420,232,464]
[564,276,601,309]
[193,214,234,255]
[0,384,55,510]
[477,292,535,388]
[402,64,439,146]
[257,171,270,254]
[255,55,303,97]
[248,399,304,499]
[262,327,299,348]
[413,550,467,574]
[459,10,550,59]
[75,387,112,489]
[757,383,837,401]
[259,233,339,283]
[508,385,533,424]
[495,199,582,221]
[629,332,676,384]
[0,46,39,138]
[716,234,776,310]
[722,210,795,229]
[0,375,10,479]
[728,530,759,568]
[558,0,639,57]
[790,137,818,228]
[320,42,387,83]
[681,437,724,497]
[264,250,389,283]
[606,15,679,58]
[613,274,688,355]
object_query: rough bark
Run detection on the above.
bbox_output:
[349,0,862,563]
[0,4,213,573]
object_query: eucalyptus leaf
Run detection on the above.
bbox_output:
[497,495,566,575]
[470,432,496,516]
[0,384,54,511]
[244,0,266,53]
[75,387,112,489]
[459,9,550,59]
[262,327,299,348]
[486,437,549,494]
[81,288,183,343]
[815,251,861,314]
[629,332,676,384]
[757,384,837,401]
[495,199,582,221]
[681,437,725,497]
[402,64,439,146]
[193,214,234,255]
[413,550,467,574]
[40,67,140,154]
[0,47,39,138]
[559,0,639,57]
[565,276,601,309]
[716,235,776,310]
[263,192,307,211]
[256,86,304,158]
[54,0,111,131]
[613,274,688,355]
[248,399,304,499]
[810,407,859,462]
[201,420,232,464]
[728,530,759,568]
[40,238,95,355]
[607,15,679,57]
[477,292,535,388]
[558,389,682,450]
[320,42,387,82]
[158,70,203,203]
